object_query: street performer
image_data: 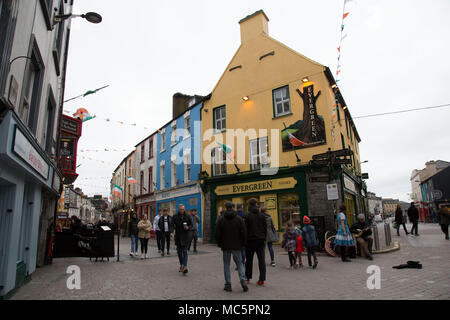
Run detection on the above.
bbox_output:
[350,214,374,261]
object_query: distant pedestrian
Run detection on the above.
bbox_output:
[215,201,248,292]
[138,214,152,259]
[173,204,194,274]
[129,213,140,257]
[158,209,174,256]
[394,205,409,236]
[244,198,267,286]
[437,204,450,240]
[188,209,200,253]
[153,209,162,253]
[262,208,277,267]
[334,203,355,262]
[302,215,319,269]
[236,204,246,266]
[281,221,297,269]
[407,202,420,236]
[295,230,304,268]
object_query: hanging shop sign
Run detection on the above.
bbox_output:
[214,177,297,196]
[61,115,82,136]
[12,126,49,179]
[343,175,356,193]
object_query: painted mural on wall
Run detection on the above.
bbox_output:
[281,83,326,152]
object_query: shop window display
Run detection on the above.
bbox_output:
[279,193,301,228]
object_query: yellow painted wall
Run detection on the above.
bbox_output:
[201,12,361,176]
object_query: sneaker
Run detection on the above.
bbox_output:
[183,268,188,274]
[161,252,165,257]
[140,255,144,260]
[134,252,139,257]
[367,255,373,261]
[224,285,232,292]
[130,252,133,257]
[313,261,318,269]
[256,281,264,286]
[167,251,170,255]
[270,261,276,267]
[144,254,148,259]
[343,258,352,262]
[240,280,248,292]
[179,266,184,272]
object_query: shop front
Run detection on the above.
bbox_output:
[202,167,308,243]
[341,169,368,226]
[155,182,203,238]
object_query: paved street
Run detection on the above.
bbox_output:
[11,222,450,300]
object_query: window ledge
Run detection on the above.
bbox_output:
[273,112,293,120]
[160,149,167,153]
[214,129,226,135]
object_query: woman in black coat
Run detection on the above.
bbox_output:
[172,204,193,274]
[394,205,409,236]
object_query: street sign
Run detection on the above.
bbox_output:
[312,148,353,160]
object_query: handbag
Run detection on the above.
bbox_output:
[272,224,280,242]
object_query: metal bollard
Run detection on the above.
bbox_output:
[372,225,380,251]
[384,222,392,247]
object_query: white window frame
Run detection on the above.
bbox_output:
[184,115,190,137]
[273,86,291,117]
[171,123,177,145]
[212,147,227,176]
[171,161,176,187]
[161,164,165,189]
[214,106,226,132]
[160,131,165,151]
[184,153,191,183]
[249,136,270,171]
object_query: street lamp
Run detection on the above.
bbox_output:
[361,160,369,164]
[53,12,102,27]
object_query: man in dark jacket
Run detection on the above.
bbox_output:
[129,213,140,256]
[407,202,420,236]
[244,198,267,286]
[216,202,248,292]
[158,208,174,256]
[236,204,246,265]
[173,204,193,274]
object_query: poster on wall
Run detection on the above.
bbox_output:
[282,84,326,152]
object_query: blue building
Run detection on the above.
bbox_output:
[155,93,208,238]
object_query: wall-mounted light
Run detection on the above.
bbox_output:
[242,96,249,101]
[302,77,309,83]
[54,12,102,27]
[331,84,337,89]
[343,105,348,110]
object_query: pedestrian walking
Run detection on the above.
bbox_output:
[394,205,409,236]
[173,204,194,274]
[244,198,267,286]
[437,204,450,240]
[138,214,152,259]
[129,213,140,257]
[262,207,277,267]
[407,202,420,236]
[302,215,319,268]
[153,209,163,253]
[236,204,246,266]
[295,230,304,268]
[215,201,248,292]
[158,209,174,256]
[188,209,200,253]
[334,203,355,262]
[281,221,297,269]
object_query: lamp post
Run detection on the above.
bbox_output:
[53,12,102,27]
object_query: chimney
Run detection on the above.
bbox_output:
[239,10,269,44]
[172,93,191,119]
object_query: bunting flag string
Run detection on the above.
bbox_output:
[64,85,110,103]
[79,149,133,153]
[335,0,354,82]
[62,109,153,130]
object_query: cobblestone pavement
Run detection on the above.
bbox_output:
[10,223,450,300]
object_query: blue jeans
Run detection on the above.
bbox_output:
[130,235,139,253]
[223,250,246,286]
[177,245,188,267]
[267,242,275,262]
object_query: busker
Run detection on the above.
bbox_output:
[302,215,319,268]
[137,214,152,259]
[407,202,420,236]
[158,208,174,256]
[244,198,267,286]
[394,205,409,236]
[334,203,355,262]
[188,209,200,253]
[215,202,248,292]
[153,209,163,253]
[350,214,374,261]
[129,213,140,257]
[437,204,450,240]
[173,204,194,274]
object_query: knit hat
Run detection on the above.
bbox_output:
[303,216,311,224]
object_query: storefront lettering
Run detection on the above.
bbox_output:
[215,177,297,196]
[232,181,273,193]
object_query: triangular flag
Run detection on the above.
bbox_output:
[337,47,341,52]
[336,69,341,75]
[341,24,345,31]
[343,12,350,19]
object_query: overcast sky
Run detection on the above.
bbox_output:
[66,0,450,201]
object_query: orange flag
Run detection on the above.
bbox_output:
[343,12,350,19]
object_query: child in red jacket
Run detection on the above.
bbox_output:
[295,232,304,268]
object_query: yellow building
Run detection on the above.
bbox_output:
[199,10,367,244]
